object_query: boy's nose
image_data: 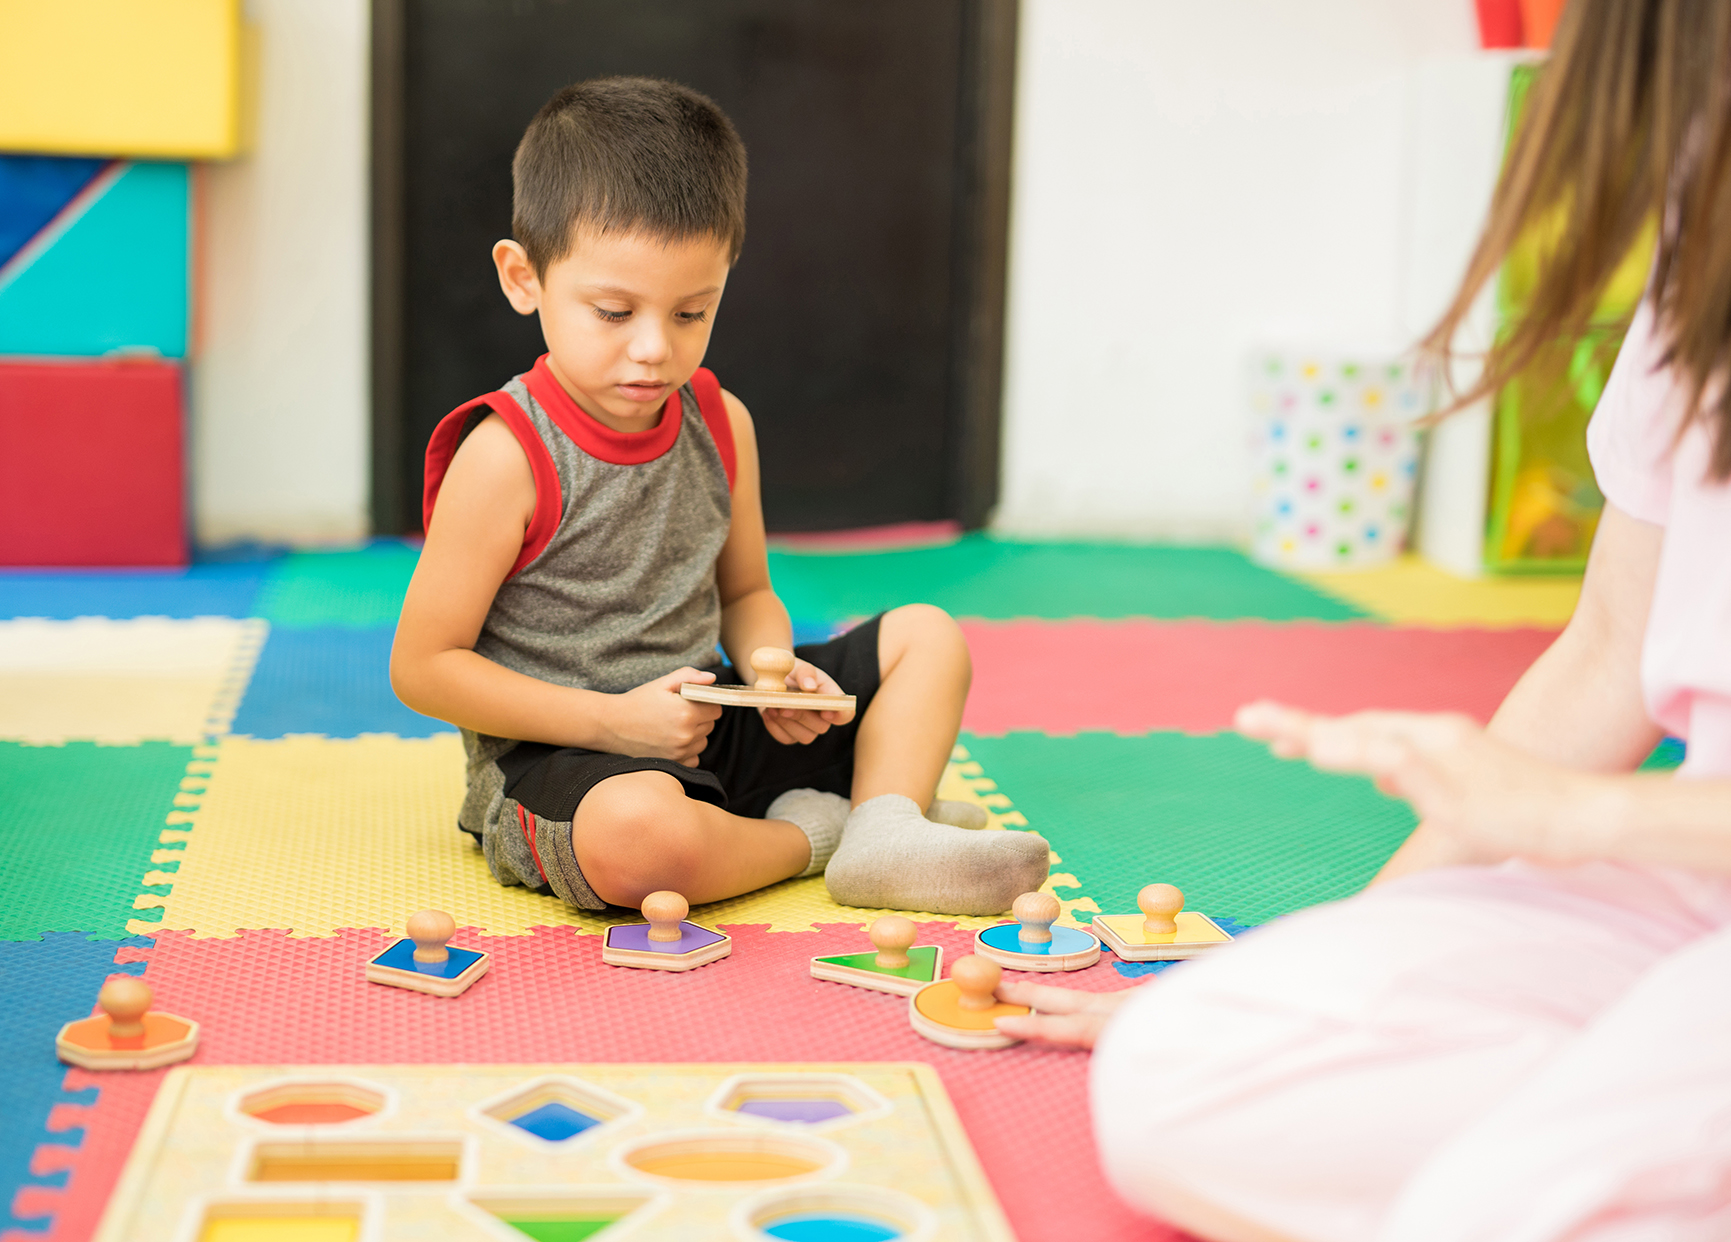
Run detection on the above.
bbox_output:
[626,324,671,365]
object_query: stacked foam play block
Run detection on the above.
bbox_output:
[0,0,243,160]
[0,2,238,566]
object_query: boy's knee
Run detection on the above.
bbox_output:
[573,770,709,905]
[881,603,970,681]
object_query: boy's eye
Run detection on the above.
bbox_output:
[676,310,709,325]
[593,306,630,323]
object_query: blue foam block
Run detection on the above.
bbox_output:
[0,162,189,358]
[228,627,454,739]
[0,934,148,1235]
[0,563,266,620]
[0,155,108,270]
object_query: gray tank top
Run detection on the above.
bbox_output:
[424,356,733,760]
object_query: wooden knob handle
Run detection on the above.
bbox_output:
[950,955,1002,1012]
[870,915,916,969]
[751,647,798,692]
[1011,891,1060,944]
[1139,884,1184,936]
[99,977,152,1040]
[642,891,689,942]
[407,909,455,963]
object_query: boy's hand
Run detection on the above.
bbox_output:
[760,658,855,745]
[993,980,1136,1050]
[609,669,724,767]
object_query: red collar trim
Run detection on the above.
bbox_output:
[523,355,682,465]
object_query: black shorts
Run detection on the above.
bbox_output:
[495,614,883,825]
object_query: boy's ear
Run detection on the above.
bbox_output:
[493,240,541,316]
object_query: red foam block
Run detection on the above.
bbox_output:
[0,358,186,566]
[960,619,1558,736]
[39,925,1177,1242]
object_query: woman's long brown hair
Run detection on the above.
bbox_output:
[1425,0,1731,477]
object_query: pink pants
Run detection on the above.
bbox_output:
[1091,861,1731,1242]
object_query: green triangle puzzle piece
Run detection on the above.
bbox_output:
[813,944,939,982]
[499,1219,620,1242]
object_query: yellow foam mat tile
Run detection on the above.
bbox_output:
[139,737,1077,939]
[1301,555,1581,627]
[0,617,265,744]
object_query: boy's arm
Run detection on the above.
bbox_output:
[712,391,854,743]
[390,414,721,765]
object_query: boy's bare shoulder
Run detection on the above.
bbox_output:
[437,412,535,527]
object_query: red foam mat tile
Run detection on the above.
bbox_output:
[42,924,1177,1242]
[960,619,1558,736]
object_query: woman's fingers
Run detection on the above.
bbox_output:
[993,1010,1110,1049]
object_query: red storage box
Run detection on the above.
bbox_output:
[0,357,186,565]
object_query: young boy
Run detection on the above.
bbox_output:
[391,76,1050,917]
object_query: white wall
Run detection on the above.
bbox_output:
[192,0,369,546]
[994,0,1482,540]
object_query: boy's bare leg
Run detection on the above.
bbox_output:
[573,770,809,907]
[851,604,972,806]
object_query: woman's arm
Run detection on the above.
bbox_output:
[1373,503,1664,880]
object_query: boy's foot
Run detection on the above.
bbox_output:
[767,788,850,877]
[825,794,1051,916]
[928,799,989,830]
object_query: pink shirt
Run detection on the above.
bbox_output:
[1587,300,1731,777]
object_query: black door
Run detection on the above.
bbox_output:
[372,0,1014,535]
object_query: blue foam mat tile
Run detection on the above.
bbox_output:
[0,934,148,1235]
[228,626,454,740]
[1109,916,1257,979]
[0,563,267,620]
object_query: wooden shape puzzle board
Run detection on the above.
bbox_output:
[95,1063,1014,1241]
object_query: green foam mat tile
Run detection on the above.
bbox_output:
[768,535,1366,622]
[252,540,421,629]
[0,741,193,940]
[959,731,1417,927]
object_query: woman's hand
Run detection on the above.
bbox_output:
[1235,701,1616,867]
[992,979,1137,1050]
[760,658,856,745]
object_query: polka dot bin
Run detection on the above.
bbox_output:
[1249,350,1427,570]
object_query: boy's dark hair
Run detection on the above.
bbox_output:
[512,76,747,274]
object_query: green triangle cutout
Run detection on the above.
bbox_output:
[499,1219,621,1242]
[814,943,939,981]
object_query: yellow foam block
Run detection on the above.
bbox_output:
[0,618,265,744]
[0,0,242,158]
[1302,554,1580,628]
[139,736,1067,938]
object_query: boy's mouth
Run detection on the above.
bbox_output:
[617,381,670,403]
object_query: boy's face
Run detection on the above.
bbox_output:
[493,228,732,432]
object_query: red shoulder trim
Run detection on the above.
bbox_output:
[689,367,735,490]
[423,390,563,577]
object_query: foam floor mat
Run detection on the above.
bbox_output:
[40,924,1177,1242]
[228,626,450,739]
[0,742,198,942]
[0,618,264,745]
[770,535,1367,622]
[1303,555,1582,627]
[960,619,1558,736]
[142,736,1056,940]
[0,563,267,622]
[251,541,422,628]
[959,731,1418,927]
[0,935,147,1238]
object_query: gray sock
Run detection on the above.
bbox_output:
[767,788,850,878]
[928,799,989,830]
[825,794,1051,916]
